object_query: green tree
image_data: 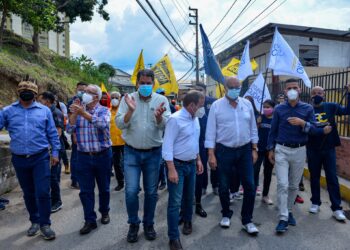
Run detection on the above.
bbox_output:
[98,62,116,77]
[0,0,21,48]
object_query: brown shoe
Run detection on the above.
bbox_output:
[169,239,183,250]
[64,164,70,174]
[182,221,192,235]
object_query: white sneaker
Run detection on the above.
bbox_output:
[333,210,346,221]
[256,187,262,196]
[262,196,273,205]
[309,204,320,214]
[242,223,259,235]
[220,217,231,228]
[233,192,243,200]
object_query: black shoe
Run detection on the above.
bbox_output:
[51,202,63,213]
[70,182,80,189]
[127,224,139,243]
[114,184,124,191]
[80,222,97,235]
[40,225,56,240]
[169,239,183,250]
[299,184,305,191]
[144,225,157,241]
[158,183,166,190]
[101,214,110,224]
[27,223,40,236]
[0,197,9,204]
[182,221,192,235]
[195,204,207,218]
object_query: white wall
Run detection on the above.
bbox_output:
[10,14,22,36]
[48,31,58,53]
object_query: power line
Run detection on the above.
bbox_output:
[208,0,238,37]
[170,0,189,25]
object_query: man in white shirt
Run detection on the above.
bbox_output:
[116,69,171,243]
[162,90,204,250]
[205,77,259,235]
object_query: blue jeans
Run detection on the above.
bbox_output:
[307,147,342,211]
[76,149,112,223]
[124,145,161,225]
[70,143,78,184]
[167,160,196,240]
[12,150,51,226]
[216,143,256,225]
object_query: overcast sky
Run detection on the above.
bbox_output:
[70,0,350,81]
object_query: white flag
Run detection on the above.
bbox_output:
[268,27,311,88]
[244,73,271,112]
[237,40,253,81]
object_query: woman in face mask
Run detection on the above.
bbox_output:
[254,100,276,205]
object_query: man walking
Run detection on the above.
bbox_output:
[307,85,350,221]
[116,69,170,243]
[68,84,112,235]
[163,90,204,250]
[0,81,60,240]
[267,79,332,234]
[205,77,259,235]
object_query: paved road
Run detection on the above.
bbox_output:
[0,167,349,250]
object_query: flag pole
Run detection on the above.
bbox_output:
[259,68,269,113]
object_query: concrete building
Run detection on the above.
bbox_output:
[109,69,135,94]
[1,12,70,57]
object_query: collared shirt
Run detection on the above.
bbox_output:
[205,96,258,149]
[110,108,125,146]
[267,101,315,150]
[0,101,61,157]
[116,92,171,149]
[50,105,64,130]
[162,108,200,161]
[67,103,111,152]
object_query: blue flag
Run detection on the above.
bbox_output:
[200,24,225,84]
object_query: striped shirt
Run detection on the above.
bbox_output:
[67,104,111,152]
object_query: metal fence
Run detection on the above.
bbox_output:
[268,70,350,137]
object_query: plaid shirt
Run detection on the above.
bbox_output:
[67,104,111,152]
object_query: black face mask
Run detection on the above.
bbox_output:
[312,95,323,105]
[19,91,35,101]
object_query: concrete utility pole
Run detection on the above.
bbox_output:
[189,7,199,84]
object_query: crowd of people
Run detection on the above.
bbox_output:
[0,69,349,250]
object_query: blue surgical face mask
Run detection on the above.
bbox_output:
[138,85,153,97]
[227,88,241,100]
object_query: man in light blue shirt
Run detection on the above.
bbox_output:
[0,81,60,240]
[162,90,204,250]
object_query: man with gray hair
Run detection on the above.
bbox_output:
[205,77,259,235]
[68,84,112,235]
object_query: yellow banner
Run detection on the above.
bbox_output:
[221,58,258,77]
[152,55,178,95]
[131,50,145,85]
[216,83,226,98]
[100,82,108,93]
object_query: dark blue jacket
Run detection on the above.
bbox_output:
[199,96,216,146]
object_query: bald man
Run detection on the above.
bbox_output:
[307,84,350,221]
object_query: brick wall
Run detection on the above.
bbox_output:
[336,137,350,180]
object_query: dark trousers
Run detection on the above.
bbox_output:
[307,147,342,211]
[230,170,241,193]
[70,143,78,184]
[12,150,51,226]
[76,149,112,223]
[51,162,62,205]
[253,151,274,196]
[158,159,167,186]
[216,143,256,225]
[195,147,207,203]
[112,145,124,186]
[61,149,69,166]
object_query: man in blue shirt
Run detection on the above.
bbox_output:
[0,81,61,240]
[267,79,331,234]
[307,85,350,221]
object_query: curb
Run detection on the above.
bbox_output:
[303,168,350,204]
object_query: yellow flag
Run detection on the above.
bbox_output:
[131,50,145,85]
[216,83,226,98]
[100,82,108,92]
[221,57,258,77]
[152,55,178,95]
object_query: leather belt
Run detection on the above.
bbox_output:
[78,148,110,156]
[174,158,196,164]
[126,144,160,152]
[12,149,48,159]
[278,143,306,148]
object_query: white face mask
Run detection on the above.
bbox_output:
[111,99,119,107]
[287,89,299,101]
[195,107,205,118]
[82,93,94,105]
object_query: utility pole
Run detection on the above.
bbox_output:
[189,7,199,85]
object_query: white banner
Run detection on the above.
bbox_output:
[237,40,253,81]
[244,73,271,112]
[268,27,311,88]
